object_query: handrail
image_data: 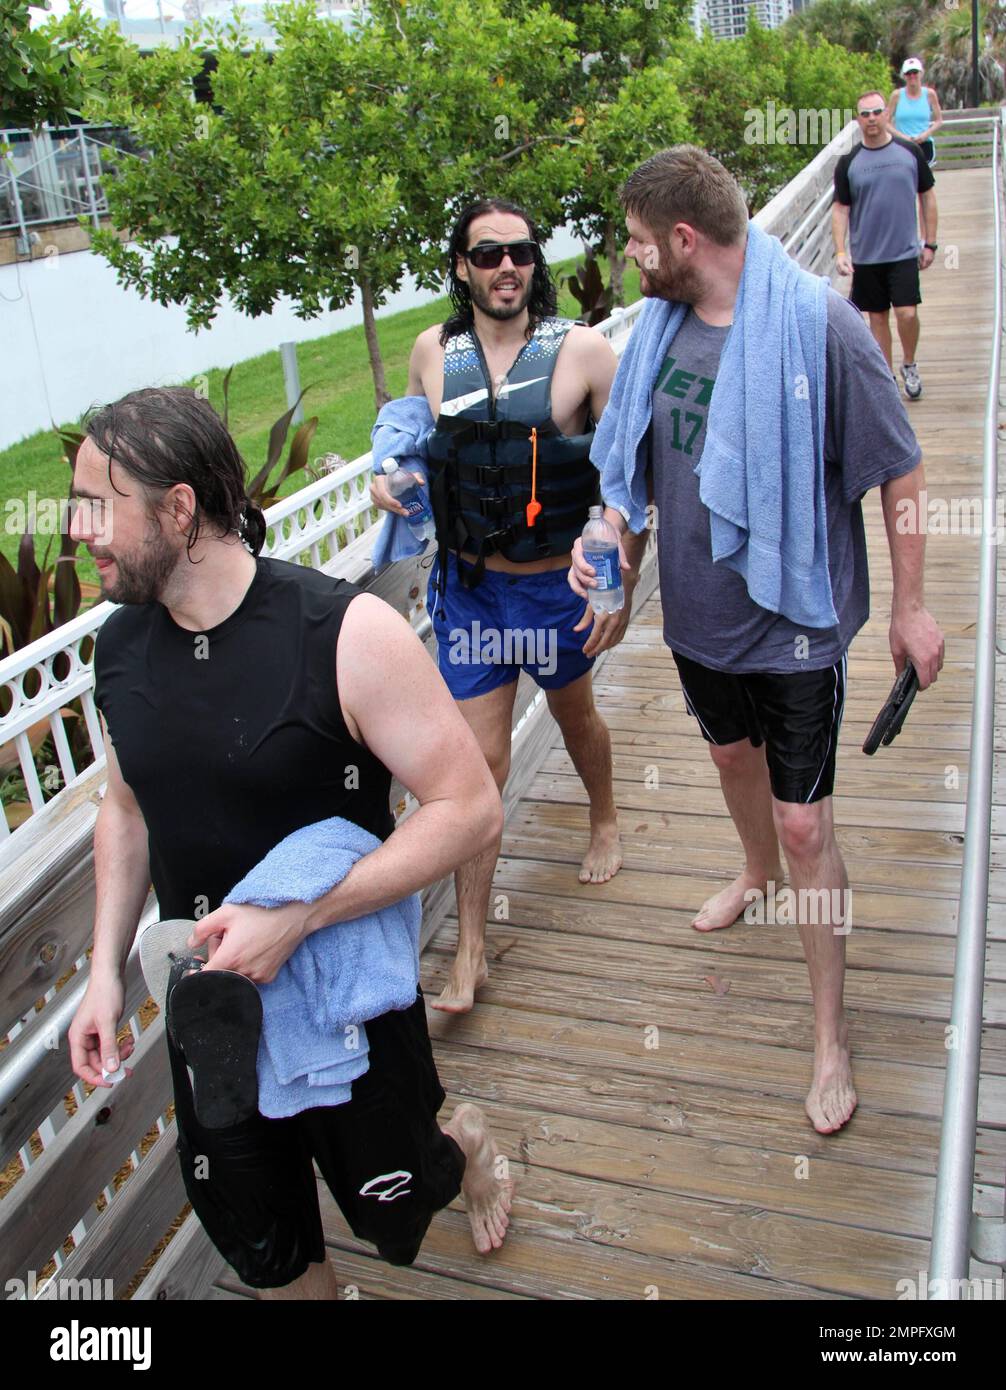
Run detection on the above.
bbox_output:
[928,111,1004,1294]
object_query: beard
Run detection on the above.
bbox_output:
[467,274,534,321]
[638,243,704,305]
[95,514,181,605]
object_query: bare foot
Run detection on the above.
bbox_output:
[579,817,623,884]
[431,952,488,1014]
[442,1102,514,1254]
[805,1029,858,1134]
[692,866,783,932]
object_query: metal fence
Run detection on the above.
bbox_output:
[0,125,143,249]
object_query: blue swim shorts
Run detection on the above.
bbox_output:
[428,553,595,700]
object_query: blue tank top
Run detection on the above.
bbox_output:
[895,88,931,139]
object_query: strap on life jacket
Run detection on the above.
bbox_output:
[429,414,595,599]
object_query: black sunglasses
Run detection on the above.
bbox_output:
[858,107,885,117]
[463,240,538,270]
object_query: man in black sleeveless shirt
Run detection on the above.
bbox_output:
[67,388,512,1296]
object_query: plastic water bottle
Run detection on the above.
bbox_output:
[581,505,624,614]
[384,460,435,542]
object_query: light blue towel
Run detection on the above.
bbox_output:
[593,221,835,629]
[370,395,435,568]
[224,816,422,1119]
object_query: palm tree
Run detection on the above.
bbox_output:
[915,4,1006,107]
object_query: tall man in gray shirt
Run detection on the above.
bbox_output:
[570,147,944,1135]
[832,89,938,400]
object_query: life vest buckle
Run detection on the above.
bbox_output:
[476,494,512,520]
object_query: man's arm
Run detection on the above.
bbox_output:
[919,188,938,268]
[569,323,618,424]
[369,329,435,517]
[832,200,852,278]
[68,725,150,1085]
[567,447,653,658]
[880,460,944,688]
[193,596,504,981]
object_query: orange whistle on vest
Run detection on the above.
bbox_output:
[526,426,542,527]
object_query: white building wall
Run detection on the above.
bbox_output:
[0,226,579,450]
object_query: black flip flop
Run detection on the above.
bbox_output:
[167,966,263,1129]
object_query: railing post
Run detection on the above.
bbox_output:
[3,135,31,254]
[280,342,304,424]
[78,128,100,229]
[928,113,1004,1298]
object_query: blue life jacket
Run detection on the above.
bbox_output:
[426,316,598,594]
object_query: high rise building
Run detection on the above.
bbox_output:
[693,0,793,40]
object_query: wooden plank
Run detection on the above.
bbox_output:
[319,1197,850,1301]
[0,1017,172,1285]
[218,1249,529,1301]
[131,1209,225,1302]
[484,856,1006,943]
[432,1098,953,1239]
[46,1120,188,1299]
[422,1001,1006,1125]
[435,1043,1006,1186]
[500,800,1006,901]
[463,869,1006,980]
[0,768,104,1036]
[0,946,154,1172]
[317,1165,934,1300]
[421,941,1006,1070]
[527,769,988,835]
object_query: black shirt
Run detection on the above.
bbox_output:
[93,556,394,920]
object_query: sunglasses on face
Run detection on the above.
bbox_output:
[858,108,885,117]
[463,240,538,270]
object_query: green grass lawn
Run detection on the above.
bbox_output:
[0,256,641,588]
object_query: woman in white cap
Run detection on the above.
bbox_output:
[886,57,943,166]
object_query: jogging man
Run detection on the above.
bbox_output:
[833,89,938,400]
[68,388,512,1298]
[570,147,944,1134]
[371,199,625,1014]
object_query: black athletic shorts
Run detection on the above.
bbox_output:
[169,990,465,1289]
[850,256,921,312]
[672,650,847,804]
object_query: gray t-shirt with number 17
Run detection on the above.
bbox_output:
[649,290,921,674]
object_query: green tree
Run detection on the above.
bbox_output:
[499,0,693,302]
[915,3,1006,106]
[676,21,890,210]
[83,0,582,409]
[784,0,887,53]
[1,0,104,130]
[565,65,693,303]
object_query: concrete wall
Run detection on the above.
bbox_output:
[0,226,581,451]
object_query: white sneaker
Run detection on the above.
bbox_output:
[900,363,922,400]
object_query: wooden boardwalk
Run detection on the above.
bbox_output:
[215,168,1006,1300]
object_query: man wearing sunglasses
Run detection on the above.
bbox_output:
[371,199,621,1013]
[832,89,938,401]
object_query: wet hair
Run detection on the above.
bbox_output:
[440,198,558,346]
[620,145,748,248]
[83,387,267,556]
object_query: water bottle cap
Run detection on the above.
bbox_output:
[383,460,399,474]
